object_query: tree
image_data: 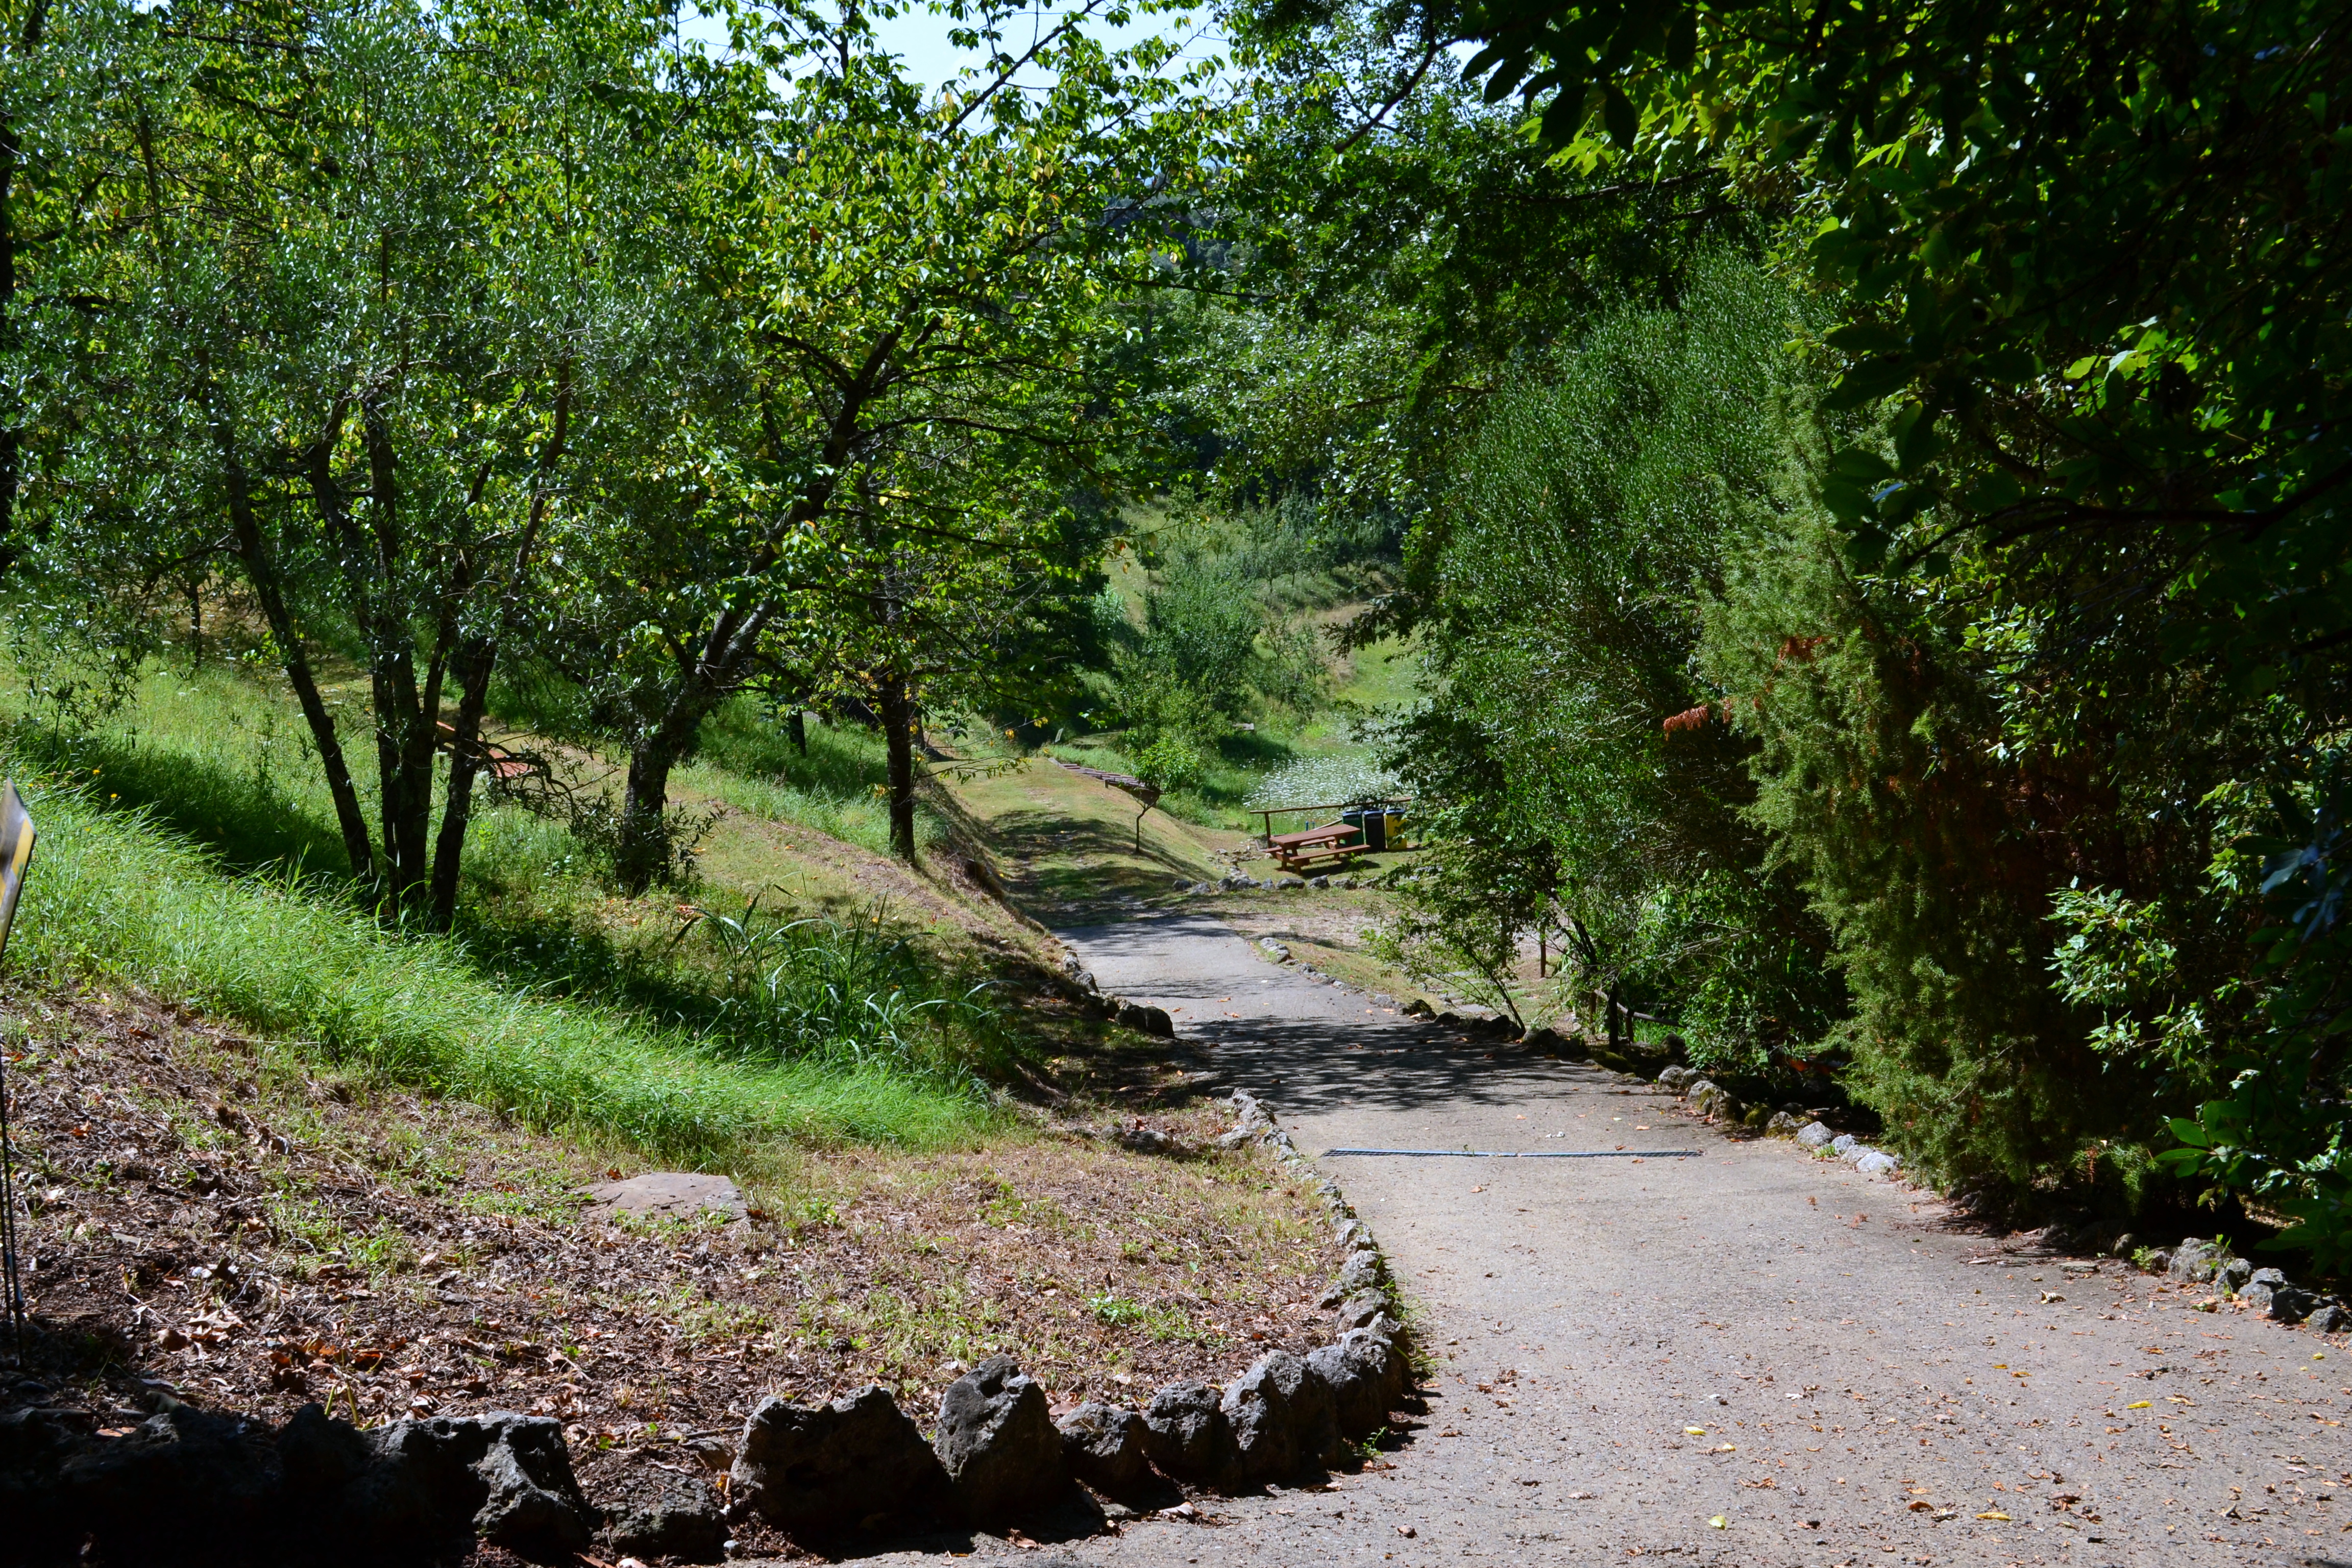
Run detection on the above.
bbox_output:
[552,0,1218,881]
[1423,0,2352,1211]
[31,0,659,924]
[1423,0,2352,693]
[1378,257,1844,1063]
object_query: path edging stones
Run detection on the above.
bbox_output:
[715,1087,1413,1538]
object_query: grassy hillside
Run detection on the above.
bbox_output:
[0,657,1076,1168]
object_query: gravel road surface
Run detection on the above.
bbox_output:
[852,911,2351,1568]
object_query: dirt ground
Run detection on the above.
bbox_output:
[0,979,1340,1560]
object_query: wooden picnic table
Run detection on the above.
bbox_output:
[1269,823,1359,851]
[1266,820,1368,872]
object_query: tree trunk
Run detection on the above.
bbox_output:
[357,401,442,910]
[787,707,806,755]
[616,718,693,894]
[217,421,375,883]
[424,364,567,930]
[875,672,917,863]
[425,641,493,930]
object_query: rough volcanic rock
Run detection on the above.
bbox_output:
[1139,1380,1232,1481]
[1331,1250,1385,1298]
[1116,1002,1176,1038]
[934,1356,1065,1524]
[1338,1327,1407,1409]
[601,1467,726,1562]
[2168,1237,2231,1284]
[1,1406,98,1560]
[1221,1350,1331,1482]
[329,1411,591,1556]
[63,1400,286,1550]
[1307,1335,1399,1442]
[1057,1401,1150,1495]
[730,1385,945,1532]
[2240,1267,2288,1315]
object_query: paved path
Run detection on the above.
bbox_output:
[870,912,2351,1567]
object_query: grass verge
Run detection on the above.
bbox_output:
[5,774,992,1163]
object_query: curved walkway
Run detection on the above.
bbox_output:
[883,912,2350,1567]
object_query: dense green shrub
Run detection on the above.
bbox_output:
[1380,256,1844,1066]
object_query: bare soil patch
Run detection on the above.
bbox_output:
[0,983,1338,1542]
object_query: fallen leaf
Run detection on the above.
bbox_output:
[1977,1511,2011,1521]
[1708,1515,1728,1529]
[2126,1401,2152,1409]
[1395,1525,1416,1538]
[1685,1426,1707,1436]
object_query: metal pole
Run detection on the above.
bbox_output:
[0,1048,21,1361]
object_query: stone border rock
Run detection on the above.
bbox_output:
[2088,1232,2348,1334]
[716,1088,1413,1542]
[0,1401,603,1565]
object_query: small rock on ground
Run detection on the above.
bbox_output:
[582,1172,747,1223]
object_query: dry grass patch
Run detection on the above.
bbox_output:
[743,1124,1342,1412]
[1,983,1335,1461]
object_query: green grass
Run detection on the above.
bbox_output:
[0,658,1011,1165]
[681,698,948,858]
[4,777,992,1161]
[1332,632,1426,714]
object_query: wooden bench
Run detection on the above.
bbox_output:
[1280,841,1370,870]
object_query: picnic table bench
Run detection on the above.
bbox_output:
[1266,821,1369,873]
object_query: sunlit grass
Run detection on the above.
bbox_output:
[4,778,994,1159]
[0,657,1009,1161]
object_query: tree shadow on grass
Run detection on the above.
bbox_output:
[2,718,355,878]
[983,804,1203,919]
[0,718,787,1056]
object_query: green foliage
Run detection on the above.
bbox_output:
[1133,736,1211,794]
[1102,535,1341,756]
[2149,751,2352,1270]
[1380,257,1842,1065]
[677,897,1000,1083]
[1242,0,2352,1247]
[1195,4,1754,553]
[1705,516,2136,1185]
[1136,554,1265,719]
[1453,0,2352,789]
[21,0,670,920]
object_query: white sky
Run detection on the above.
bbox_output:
[676,2,1224,93]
